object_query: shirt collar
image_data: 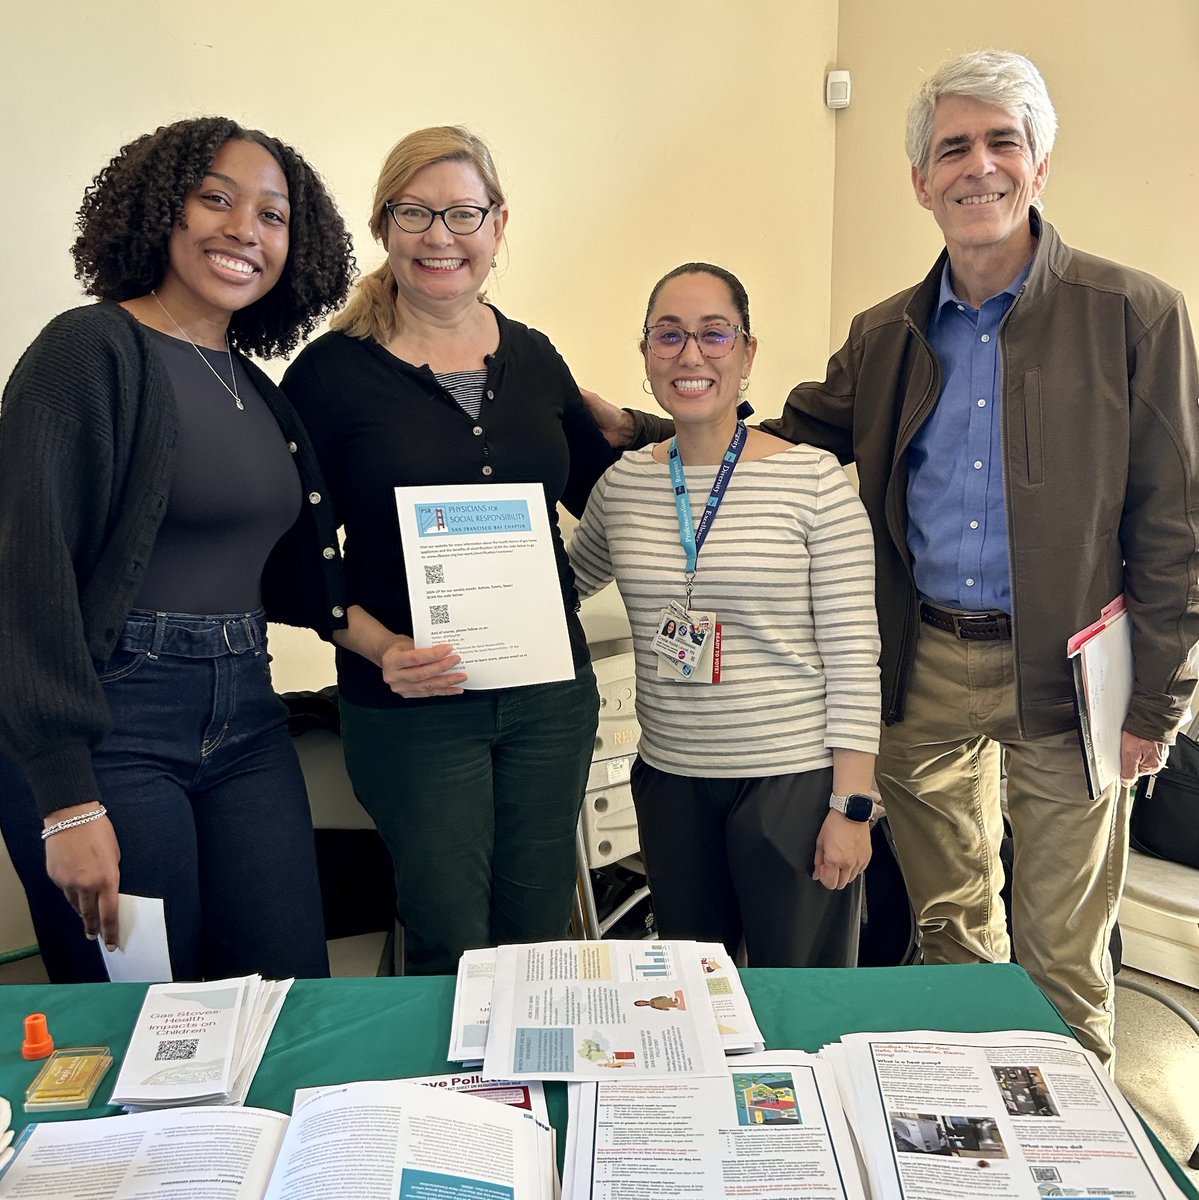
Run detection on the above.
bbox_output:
[937,255,1034,314]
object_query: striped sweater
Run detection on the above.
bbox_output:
[568,443,881,777]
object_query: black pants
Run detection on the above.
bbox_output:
[631,758,860,967]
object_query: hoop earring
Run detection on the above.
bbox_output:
[642,378,654,395]
[738,377,751,395]
[491,257,497,269]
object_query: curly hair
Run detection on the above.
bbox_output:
[71,117,356,358]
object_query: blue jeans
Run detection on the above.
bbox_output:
[341,665,600,974]
[87,609,328,980]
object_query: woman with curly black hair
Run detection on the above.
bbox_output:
[0,117,355,982]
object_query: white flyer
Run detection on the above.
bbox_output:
[483,939,730,1081]
[564,1051,868,1200]
[100,894,172,983]
[395,482,574,689]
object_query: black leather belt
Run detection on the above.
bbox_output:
[919,600,1011,641]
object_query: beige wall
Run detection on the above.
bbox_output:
[831,0,1199,346]
[0,0,841,946]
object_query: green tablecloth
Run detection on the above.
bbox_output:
[1,962,1193,1196]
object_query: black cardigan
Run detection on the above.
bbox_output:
[282,307,617,708]
[0,302,347,816]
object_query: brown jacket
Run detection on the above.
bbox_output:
[769,214,1199,741]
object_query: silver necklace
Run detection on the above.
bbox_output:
[150,291,244,410]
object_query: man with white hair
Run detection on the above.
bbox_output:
[589,50,1199,1066]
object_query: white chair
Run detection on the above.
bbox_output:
[1117,848,1199,1168]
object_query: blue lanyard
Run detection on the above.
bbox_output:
[669,421,747,577]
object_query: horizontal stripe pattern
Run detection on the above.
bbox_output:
[568,443,881,777]
[434,368,487,420]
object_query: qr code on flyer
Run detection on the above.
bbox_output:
[1030,1166,1061,1183]
[430,604,450,626]
[424,564,445,586]
[155,1038,199,1061]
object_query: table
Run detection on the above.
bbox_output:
[1,963,1193,1197]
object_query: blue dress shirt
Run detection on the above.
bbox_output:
[906,260,1032,613]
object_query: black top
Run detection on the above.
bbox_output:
[135,327,302,612]
[282,306,617,707]
[0,303,347,816]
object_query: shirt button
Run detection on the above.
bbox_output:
[308,491,322,504]
[957,304,965,312]
[287,441,298,453]
[977,398,987,407]
[966,578,976,587]
[980,333,991,343]
[969,520,979,530]
[322,547,337,560]
[482,465,493,476]
[473,426,483,436]
[331,605,345,618]
[973,461,983,470]
[486,390,494,400]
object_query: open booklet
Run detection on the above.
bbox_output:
[0,1078,556,1200]
[450,940,765,1067]
[827,1029,1187,1199]
[564,1050,868,1200]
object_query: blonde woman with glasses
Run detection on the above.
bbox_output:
[283,126,615,975]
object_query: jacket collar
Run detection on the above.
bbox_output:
[905,209,1068,330]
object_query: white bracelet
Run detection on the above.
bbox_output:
[41,805,108,841]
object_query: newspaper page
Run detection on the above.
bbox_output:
[450,943,763,1064]
[394,482,574,689]
[563,1050,867,1200]
[483,940,729,1080]
[833,1029,1186,1199]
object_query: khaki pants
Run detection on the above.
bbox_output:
[876,623,1129,1066]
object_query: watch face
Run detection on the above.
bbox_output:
[844,794,875,822]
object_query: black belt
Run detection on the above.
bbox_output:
[919,600,1011,641]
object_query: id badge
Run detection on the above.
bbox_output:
[652,606,721,683]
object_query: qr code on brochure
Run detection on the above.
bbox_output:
[154,1038,199,1061]
[430,604,450,626]
[424,564,445,586]
[1030,1165,1062,1183]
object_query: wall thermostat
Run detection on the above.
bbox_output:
[826,69,852,110]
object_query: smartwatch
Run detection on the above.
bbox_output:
[829,792,884,824]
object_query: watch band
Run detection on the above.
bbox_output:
[829,791,885,824]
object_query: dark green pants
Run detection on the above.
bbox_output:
[341,666,599,974]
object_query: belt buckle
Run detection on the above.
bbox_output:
[955,611,1007,639]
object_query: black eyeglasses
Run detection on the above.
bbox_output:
[384,202,496,235]
[643,321,746,359]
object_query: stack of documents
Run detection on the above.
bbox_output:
[109,975,292,1109]
[561,1028,1187,1199]
[563,1050,866,1199]
[1068,594,1133,799]
[0,1095,12,1172]
[830,1029,1185,1200]
[449,939,764,1081]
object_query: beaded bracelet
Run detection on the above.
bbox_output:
[41,805,108,841]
